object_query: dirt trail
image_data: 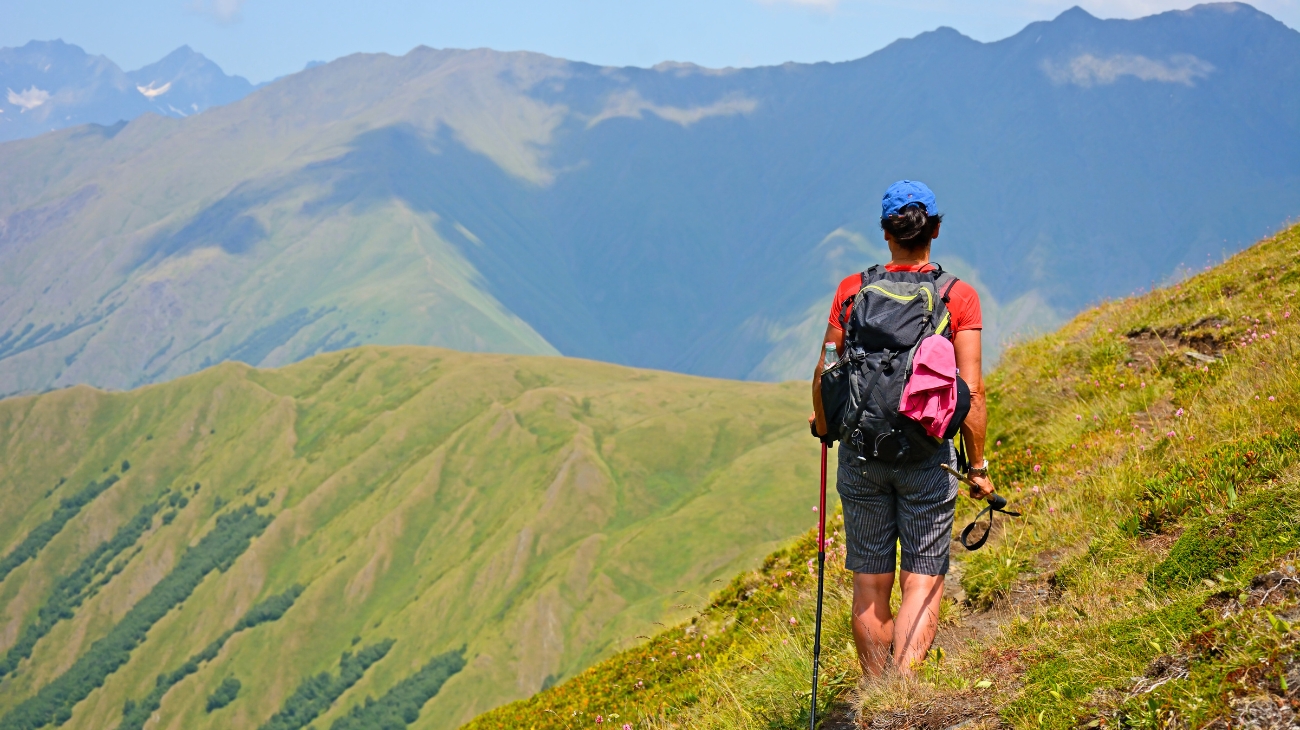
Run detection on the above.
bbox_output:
[830,539,1073,729]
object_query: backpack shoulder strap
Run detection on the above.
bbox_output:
[838,266,884,329]
[935,271,960,300]
[932,270,961,337]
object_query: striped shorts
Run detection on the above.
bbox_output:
[836,442,959,576]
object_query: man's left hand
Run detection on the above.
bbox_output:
[967,474,995,501]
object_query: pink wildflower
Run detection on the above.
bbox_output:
[1032,486,1040,494]
[1076,415,1082,421]
[696,653,702,660]
[1033,464,1041,473]
[1175,408,1184,417]
[996,439,1002,446]
[1166,431,1176,438]
[596,716,603,724]
[789,617,797,626]
[626,725,634,730]
[812,506,818,512]
[1049,507,1056,514]
[1269,396,1276,402]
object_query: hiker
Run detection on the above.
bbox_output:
[810,180,994,676]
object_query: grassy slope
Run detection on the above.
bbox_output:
[0,347,822,729]
[464,221,1300,729]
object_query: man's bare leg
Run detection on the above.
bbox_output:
[851,572,895,676]
[893,570,945,673]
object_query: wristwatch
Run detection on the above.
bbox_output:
[968,460,989,478]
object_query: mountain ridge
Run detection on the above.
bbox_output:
[1,2,1297,396]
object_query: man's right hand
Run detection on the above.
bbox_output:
[808,415,833,445]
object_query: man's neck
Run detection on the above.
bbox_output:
[886,242,931,266]
[889,255,931,267]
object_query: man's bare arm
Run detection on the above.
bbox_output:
[954,328,994,499]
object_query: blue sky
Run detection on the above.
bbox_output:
[4,0,1298,83]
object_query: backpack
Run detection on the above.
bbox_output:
[820,264,971,466]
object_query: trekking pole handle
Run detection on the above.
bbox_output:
[940,463,1003,506]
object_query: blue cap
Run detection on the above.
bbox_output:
[881,180,938,219]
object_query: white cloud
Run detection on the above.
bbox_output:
[7,86,50,111]
[191,0,246,23]
[1042,53,1214,86]
[755,0,840,10]
[136,82,172,99]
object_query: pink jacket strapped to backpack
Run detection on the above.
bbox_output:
[898,334,958,439]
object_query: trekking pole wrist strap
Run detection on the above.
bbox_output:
[959,493,1021,551]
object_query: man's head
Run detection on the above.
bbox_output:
[880,180,943,251]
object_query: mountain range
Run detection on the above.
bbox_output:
[0,3,1298,397]
[0,40,254,142]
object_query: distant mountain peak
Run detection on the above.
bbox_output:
[1054,6,1098,22]
[0,39,253,141]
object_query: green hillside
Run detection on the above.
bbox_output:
[464,222,1300,729]
[0,348,823,729]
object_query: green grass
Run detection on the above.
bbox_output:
[0,349,821,730]
[462,221,1300,728]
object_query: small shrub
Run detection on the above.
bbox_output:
[206,677,241,712]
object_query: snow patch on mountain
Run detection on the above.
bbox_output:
[1042,53,1215,87]
[136,81,172,98]
[588,89,758,128]
[7,86,50,111]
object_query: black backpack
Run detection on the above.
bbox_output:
[820,264,971,466]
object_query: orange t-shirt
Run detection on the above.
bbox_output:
[827,263,982,338]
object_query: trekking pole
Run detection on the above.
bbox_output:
[810,442,828,730]
[940,464,1021,551]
